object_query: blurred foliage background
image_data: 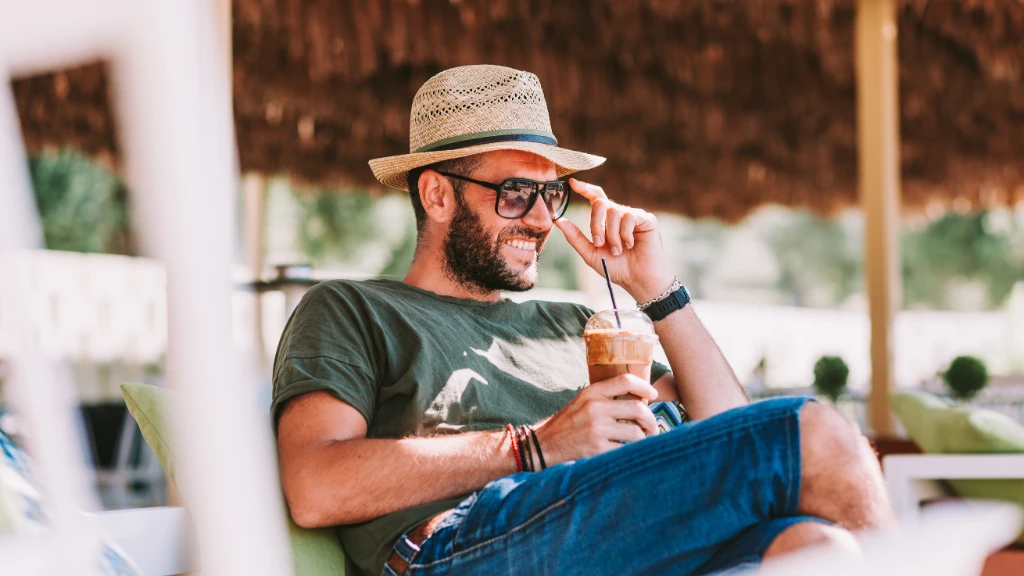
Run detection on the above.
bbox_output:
[28,148,1024,312]
[30,148,131,254]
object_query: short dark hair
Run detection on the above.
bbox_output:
[407,155,484,231]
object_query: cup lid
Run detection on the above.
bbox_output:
[584,309,655,334]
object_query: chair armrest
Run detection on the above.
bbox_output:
[0,535,50,576]
[883,454,1024,522]
[86,506,198,576]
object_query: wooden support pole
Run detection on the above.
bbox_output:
[242,174,266,279]
[242,173,268,375]
[856,0,901,436]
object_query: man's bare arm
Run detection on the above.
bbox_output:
[278,391,515,527]
[647,306,747,420]
[278,376,659,528]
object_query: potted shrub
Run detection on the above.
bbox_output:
[813,355,849,403]
[943,355,988,401]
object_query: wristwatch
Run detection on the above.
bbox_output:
[642,285,691,322]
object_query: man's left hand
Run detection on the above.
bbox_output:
[555,178,674,303]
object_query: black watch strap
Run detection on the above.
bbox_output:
[642,285,691,322]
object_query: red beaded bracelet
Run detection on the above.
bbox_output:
[506,424,523,473]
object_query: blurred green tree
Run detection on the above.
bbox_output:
[379,225,418,279]
[760,209,1022,311]
[902,211,1024,309]
[662,216,728,300]
[29,148,130,254]
[535,217,581,291]
[765,212,861,307]
[293,190,378,267]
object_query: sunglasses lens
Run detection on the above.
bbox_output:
[544,182,569,219]
[498,180,536,218]
[496,180,569,219]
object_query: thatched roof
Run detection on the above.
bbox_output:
[13,0,1024,221]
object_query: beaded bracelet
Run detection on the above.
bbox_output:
[516,424,532,469]
[508,424,547,473]
[516,425,535,472]
[637,277,682,311]
[506,424,523,473]
[526,425,546,470]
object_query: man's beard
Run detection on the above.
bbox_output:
[443,195,546,293]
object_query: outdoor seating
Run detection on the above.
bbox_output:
[104,383,1024,576]
[2,0,1022,573]
[884,390,1024,575]
[113,383,349,576]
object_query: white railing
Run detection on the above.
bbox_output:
[0,252,167,366]
[3,254,1019,408]
[0,1,292,574]
[524,284,1022,392]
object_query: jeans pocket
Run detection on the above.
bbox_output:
[449,492,478,553]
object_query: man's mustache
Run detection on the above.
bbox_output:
[497,227,549,252]
[498,226,548,243]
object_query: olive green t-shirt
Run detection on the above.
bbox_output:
[271,279,669,576]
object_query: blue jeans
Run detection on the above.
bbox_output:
[386,397,827,576]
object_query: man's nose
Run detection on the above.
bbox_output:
[520,192,553,230]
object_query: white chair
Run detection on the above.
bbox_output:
[86,507,197,576]
[753,501,1022,576]
[883,454,1024,521]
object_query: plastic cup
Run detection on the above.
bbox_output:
[583,309,659,403]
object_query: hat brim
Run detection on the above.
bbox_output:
[368,141,606,191]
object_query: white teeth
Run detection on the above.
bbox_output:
[505,240,536,251]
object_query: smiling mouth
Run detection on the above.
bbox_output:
[503,239,538,252]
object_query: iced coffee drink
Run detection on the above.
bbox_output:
[583,309,659,403]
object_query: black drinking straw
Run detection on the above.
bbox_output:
[601,258,622,329]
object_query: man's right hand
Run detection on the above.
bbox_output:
[534,374,659,467]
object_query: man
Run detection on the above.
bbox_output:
[273,65,893,576]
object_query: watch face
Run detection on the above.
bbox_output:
[645,286,689,322]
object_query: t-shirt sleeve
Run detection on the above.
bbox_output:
[271,282,379,429]
[651,360,671,384]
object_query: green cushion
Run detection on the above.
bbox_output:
[120,383,349,576]
[891,389,1024,543]
[121,383,178,486]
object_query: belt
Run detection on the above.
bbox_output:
[384,509,454,576]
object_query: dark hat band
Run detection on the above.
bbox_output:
[414,129,557,153]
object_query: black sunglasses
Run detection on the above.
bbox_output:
[436,171,571,221]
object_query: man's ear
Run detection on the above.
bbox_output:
[418,170,456,225]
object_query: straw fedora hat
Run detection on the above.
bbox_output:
[368,65,605,191]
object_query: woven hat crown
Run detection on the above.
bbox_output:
[409,65,556,153]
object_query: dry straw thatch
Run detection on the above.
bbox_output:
[13,0,1024,220]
